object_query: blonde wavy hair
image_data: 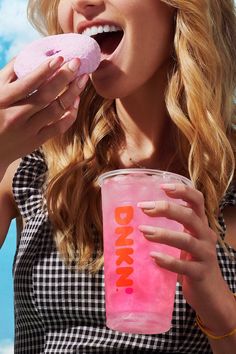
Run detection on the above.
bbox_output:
[27,0,236,272]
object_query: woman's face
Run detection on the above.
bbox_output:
[58,0,176,98]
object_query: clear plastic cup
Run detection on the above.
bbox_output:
[98,169,192,334]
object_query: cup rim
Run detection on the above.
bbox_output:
[97,168,193,187]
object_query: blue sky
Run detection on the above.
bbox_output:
[0,1,39,353]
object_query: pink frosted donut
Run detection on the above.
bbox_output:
[14,33,101,78]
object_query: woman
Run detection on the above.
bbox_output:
[0,0,236,353]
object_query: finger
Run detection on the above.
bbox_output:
[138,225,202,259]
[19,74,86,127]
[150,251,203,281]
[36,105,79,145]
[137,200,203,238]
[0,58,17,83]
[16,111,77,156]
[9,59,83,122]
[23,58,82,112]
[160,183,207,220]
[0,56,64,107]
[56,74,89,110]
[27,96,80,135]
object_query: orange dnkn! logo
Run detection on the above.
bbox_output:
[114,206,134,294]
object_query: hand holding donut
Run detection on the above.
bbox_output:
[0,33,101,177]
[138,184,234,324]
[0,56,89,175]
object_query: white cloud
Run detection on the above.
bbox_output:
[0,0,40,61]
[0,339,14,354]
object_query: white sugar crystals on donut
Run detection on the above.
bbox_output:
[14,33,101,79]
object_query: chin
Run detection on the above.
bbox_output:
[93,89,121,100]
[91,76,129,100]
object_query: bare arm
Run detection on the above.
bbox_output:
[0,159,21,247]
[206,207,236,354]
[0,55,88,245]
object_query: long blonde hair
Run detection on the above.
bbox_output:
[27,0,236,272]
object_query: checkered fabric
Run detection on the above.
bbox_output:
[12,150,236,354]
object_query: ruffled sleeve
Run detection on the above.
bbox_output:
[218,181,236,239]
[12,149,48,223]
[219,181,236,210]
[217,181,236,293]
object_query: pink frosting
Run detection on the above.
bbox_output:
[14,33,101,78]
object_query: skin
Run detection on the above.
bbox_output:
[138,184,236,353]
[0,1,235,352]
[0,56,88,175]
[57,2,236,352]
[58,0,177,168]
[0,55,89,239]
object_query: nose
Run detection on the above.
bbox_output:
[72,0,104,14]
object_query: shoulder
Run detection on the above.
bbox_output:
[12,150,48,223]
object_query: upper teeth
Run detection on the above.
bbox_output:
[82,25,122,37]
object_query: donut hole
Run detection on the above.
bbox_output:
[92,31,124,55]
[45,49,62,57]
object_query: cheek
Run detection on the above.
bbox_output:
[132,17,175,78]
[57,1,73,33]
[91,2,176,99]
[121,29,174,91]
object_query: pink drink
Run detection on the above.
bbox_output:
[98,169,192,334]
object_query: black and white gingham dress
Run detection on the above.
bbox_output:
[12,150,236,354]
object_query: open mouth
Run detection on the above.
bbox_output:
[91,30,124,57]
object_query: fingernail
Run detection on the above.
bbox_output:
[49,56,64,69]
[138,225,156,234]
[137,201,156,209]
[161,184,176,191]
[68,59,80,72]
[73,97,80,109]
[150,251,164,259]
[77,74,89,89]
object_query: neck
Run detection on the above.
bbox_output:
[115,60,177,170]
